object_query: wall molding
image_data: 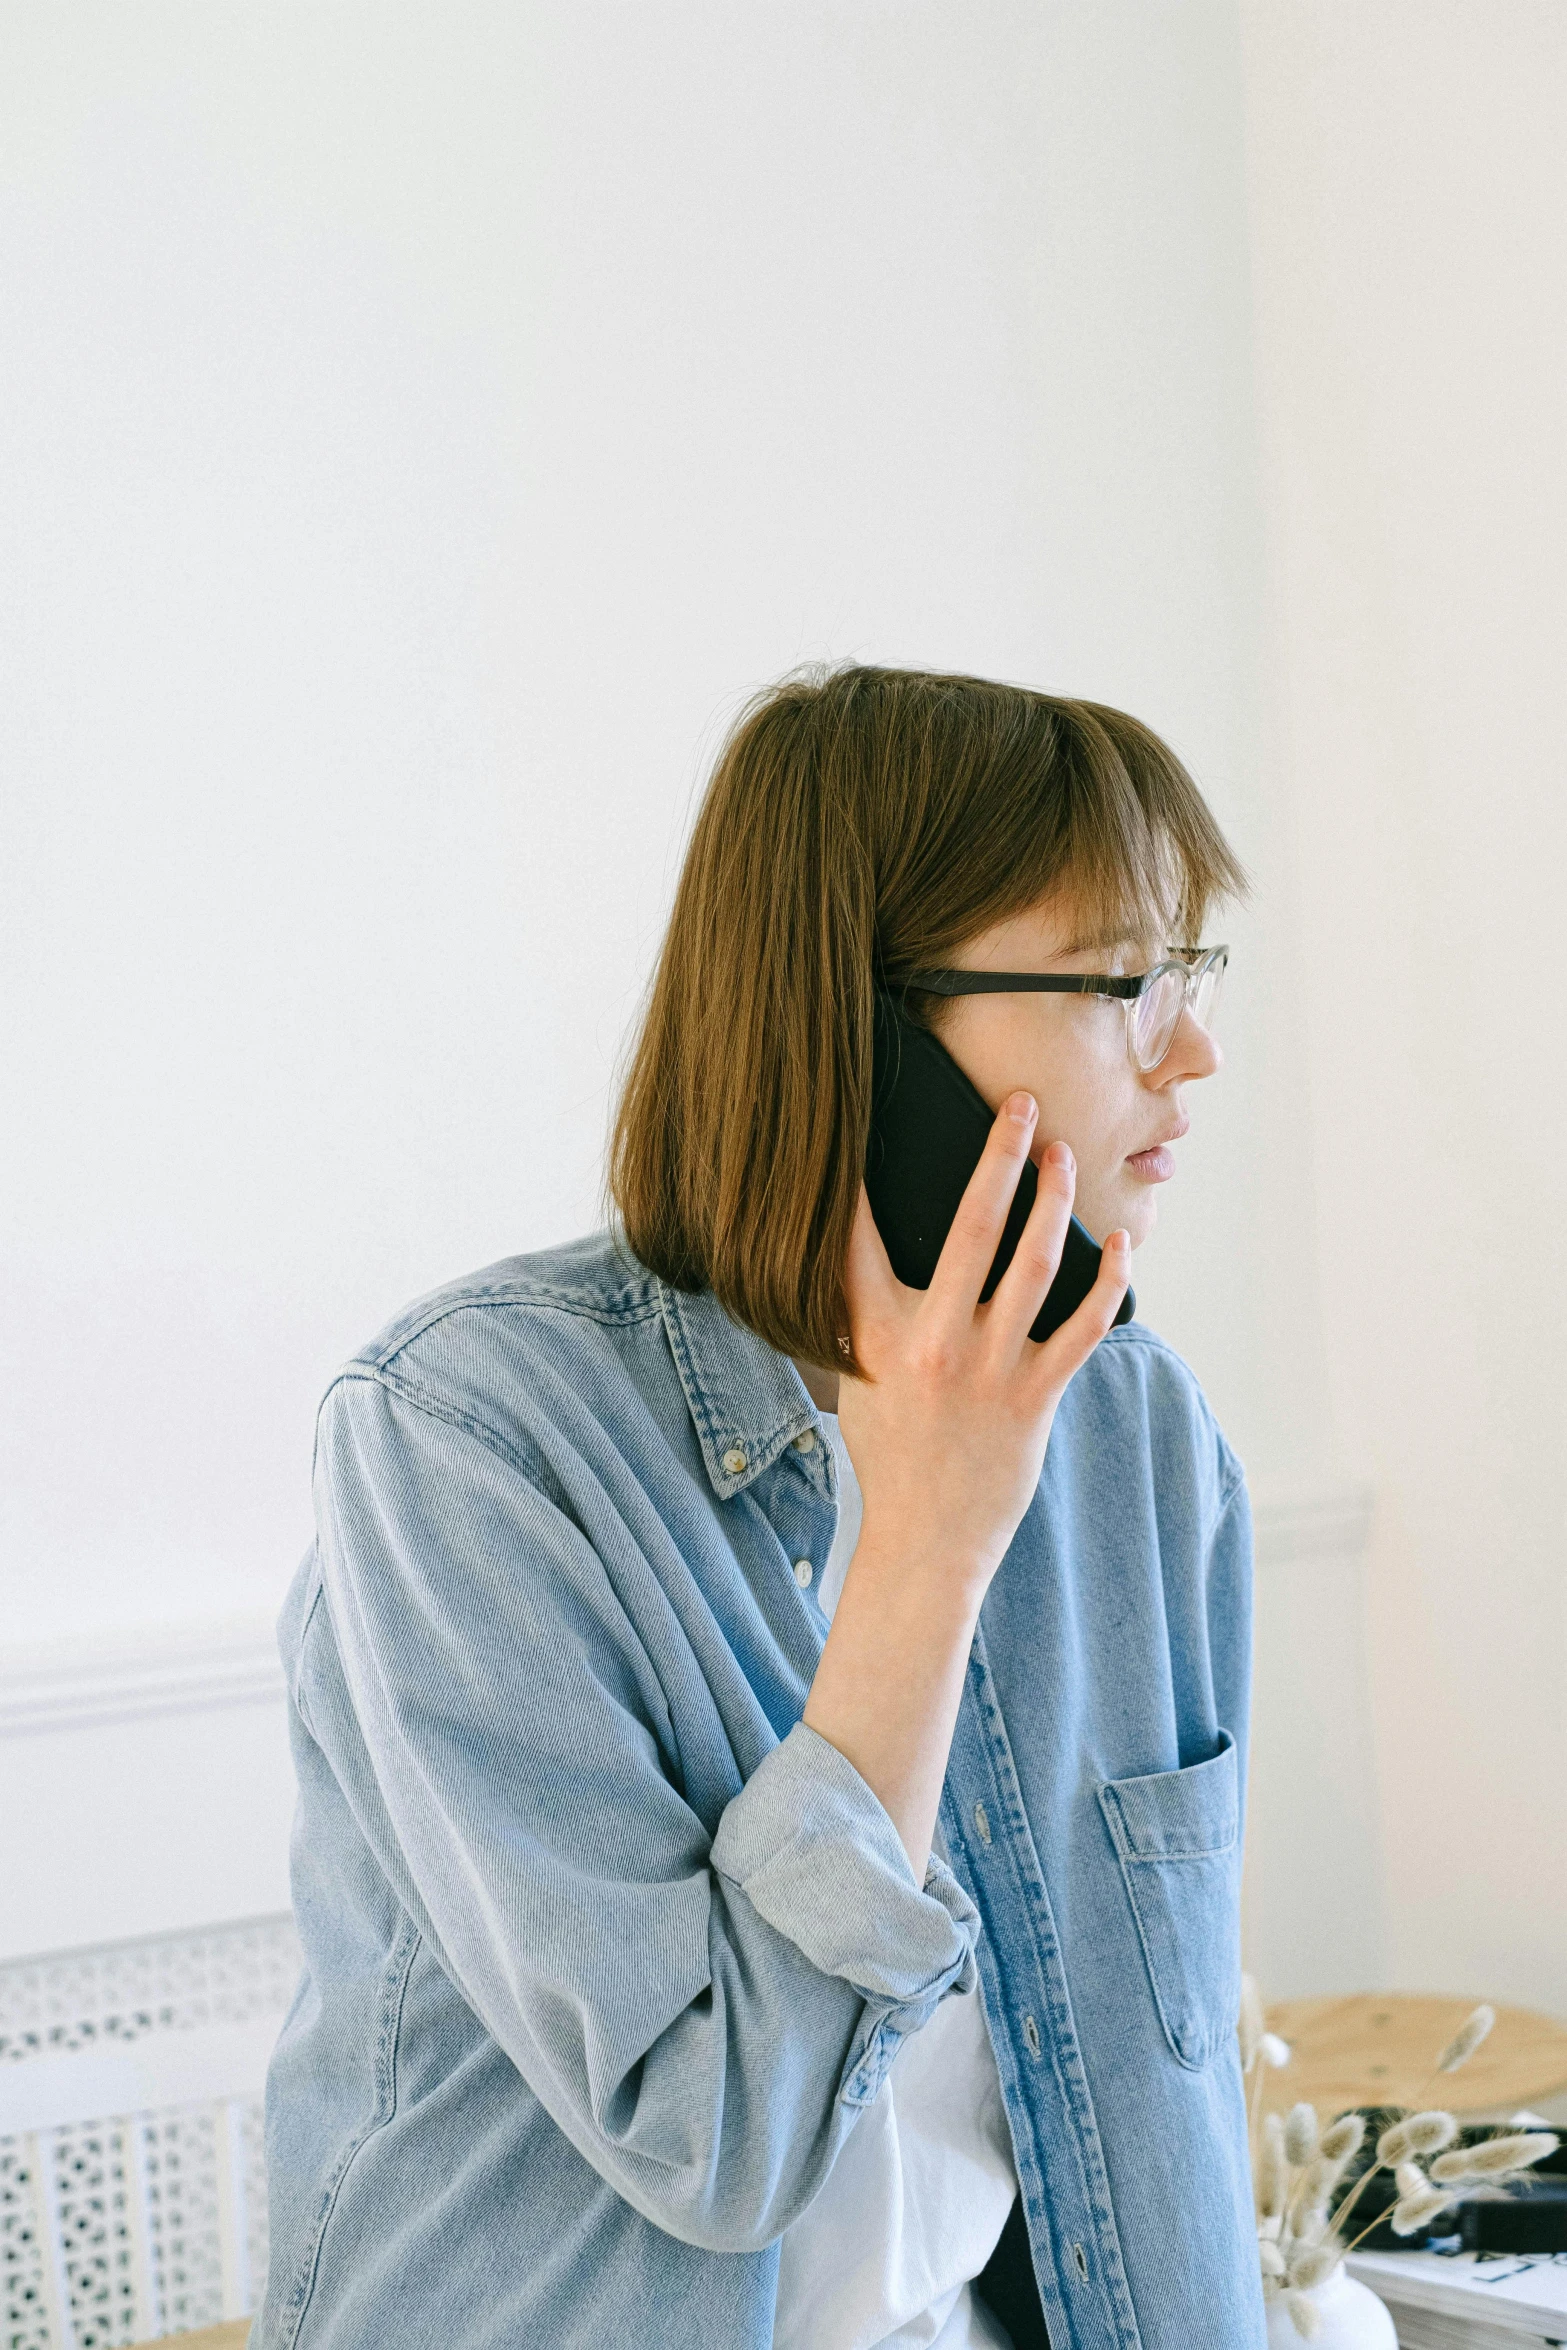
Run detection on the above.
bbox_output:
[0,1480,1374,1741]
[0,1615,285,1739]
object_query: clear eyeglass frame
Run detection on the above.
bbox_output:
[892,944,1229,1075]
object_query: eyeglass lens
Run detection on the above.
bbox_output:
[1130,957,1225,1070]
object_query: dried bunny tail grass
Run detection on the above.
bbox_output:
[1391,2188,1455,2236]
[1436,2005,1495,2073]
[1239,1974,1266,2071]
[1296,2152,1362,2218]
[1284,2103,1319,2166]
[1258,2112,1289,2221]
[1402,2112,1458,2156]
[1319,2114,1365,2165]
[1290,2155,1341,2231]
[1431,2131,1560,2183]
[1288,2242,1342,2292]
[1284,2289,1323,2340]
[1261,2033,1292,2068]
[1259,2240,1286,2279]
[1376,2120,1414,2164]
[1394,2160,1430,2200]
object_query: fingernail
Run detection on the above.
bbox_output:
[1005,1091,1037,1125]
[1046,1140,1073,1169]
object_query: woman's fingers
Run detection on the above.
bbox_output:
[986,1135,1077,1346]
[924,1091,1041,1318]
[1026,1226,1133,1397]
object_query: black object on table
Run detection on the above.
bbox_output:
[1459,2179,1567,2253]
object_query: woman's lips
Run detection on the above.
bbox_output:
[1126,1145,1175,1181]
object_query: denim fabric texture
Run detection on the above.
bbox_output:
[255,1231,1265,2350]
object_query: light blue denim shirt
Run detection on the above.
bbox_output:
[256,1232,1264,2350]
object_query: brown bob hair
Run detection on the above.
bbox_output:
[609,664,1247,1373]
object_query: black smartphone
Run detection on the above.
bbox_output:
[864,989,1135,1343]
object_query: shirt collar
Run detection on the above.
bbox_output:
[657,1277,829,1501]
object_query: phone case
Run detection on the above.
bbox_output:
[864,989,1136,1344]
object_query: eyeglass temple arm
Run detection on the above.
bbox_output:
[890,947,1225,1001]
[891,971,1145,999]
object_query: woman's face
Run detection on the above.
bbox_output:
[934,894,1223,1248]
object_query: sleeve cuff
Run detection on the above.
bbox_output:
[711,1720,979,2010]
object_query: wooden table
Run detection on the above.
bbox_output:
[1263,1991,1567,2120]
[128,2328,249,2349]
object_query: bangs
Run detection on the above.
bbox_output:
[1054,702,1234,950]
[877,692,1242,979]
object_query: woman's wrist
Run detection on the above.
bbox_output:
[847,1516,998,1622]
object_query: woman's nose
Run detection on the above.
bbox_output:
[1151,1006,1222,1083]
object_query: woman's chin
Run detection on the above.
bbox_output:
[1114,1193,1159,1250]
[1079,1189,1156,1249]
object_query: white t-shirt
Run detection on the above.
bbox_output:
[772,1416,1020,2350]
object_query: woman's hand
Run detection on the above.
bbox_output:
[802,1091,1129,1872]
[838,1088,1131,1604]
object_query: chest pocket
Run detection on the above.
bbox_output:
[1097,1730,1241,2071]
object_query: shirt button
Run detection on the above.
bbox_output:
[721,1448,748,1476]
[793,1559,814,1588]
[792,1428,817,1452]
[973,1800,992,1846]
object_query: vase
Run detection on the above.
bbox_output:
[1265,2264,1398,2348]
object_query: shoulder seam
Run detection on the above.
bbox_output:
[327,1362,551,1488]
[365,1285,664,1375]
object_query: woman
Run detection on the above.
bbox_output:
[257,665,1264,2350]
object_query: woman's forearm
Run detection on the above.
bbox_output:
[802,1527,985,1876]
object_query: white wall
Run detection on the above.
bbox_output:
[1240,1,1567,2008]
[0,3,1404,1987]
[0,0,1317,1628]
[0,29,1294,1542]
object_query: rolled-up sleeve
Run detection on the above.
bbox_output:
[713,1721,977,2002]
[301,1369,979,2254]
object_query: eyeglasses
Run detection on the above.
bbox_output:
[891,944,1229,1075]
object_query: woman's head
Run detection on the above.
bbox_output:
[609,663,1248,1370]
